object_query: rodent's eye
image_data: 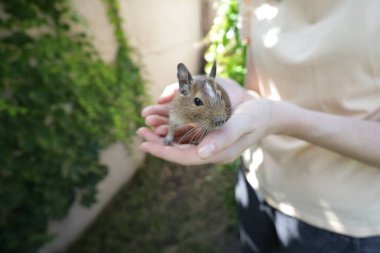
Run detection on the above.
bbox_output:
[194,97,203,106]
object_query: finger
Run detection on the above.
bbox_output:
[138,127,210,165]
[137,127,163,144]
[206,131,257,164]
[138,127,195,147]
[197,115,251,160]
[137,127,199,149]
[158,83,178,104]
[139,141,202,166]
[145,115,169,127]
[155,125,169,136]
[153,123,197,137]
[154,125,199,142]
[141,104,170,118]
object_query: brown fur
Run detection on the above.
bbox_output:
[164,62,231,145]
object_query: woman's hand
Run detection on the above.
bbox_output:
[138,91,274,165]
[137,77,275,166]
[141,83,176,134]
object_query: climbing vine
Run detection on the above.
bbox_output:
[204,0,247,85]
[0,1,146,252]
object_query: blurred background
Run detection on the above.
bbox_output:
[0,0,247,252]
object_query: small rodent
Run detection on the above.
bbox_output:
[164,62,231,145]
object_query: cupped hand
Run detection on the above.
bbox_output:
[137,98,274,166]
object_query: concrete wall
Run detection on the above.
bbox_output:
[39,0,211,252]
[71,0,208,98]
[119,0,205,99]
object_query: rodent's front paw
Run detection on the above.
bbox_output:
[163,138,173,146]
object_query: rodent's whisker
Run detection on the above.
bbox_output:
[177,122,207,144]
[197,128,208,144]
[194,122,208,141]
[170,124,193,144]
[200,123,209,140]
[189,132,200,145]
[189,122,208,145]
[178,126,199,144]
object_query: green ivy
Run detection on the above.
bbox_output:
[102,0,146,140]
[204,0,247,85]
[0,1,146,252]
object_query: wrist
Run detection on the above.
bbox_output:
[267,100,300,136]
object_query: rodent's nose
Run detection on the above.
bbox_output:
[214,119,226,127]
[213,114,227,128]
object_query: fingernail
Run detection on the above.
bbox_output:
[136,127,148,136]
[198,144,215,159]
[141,107,150,117]
[143,105,156,116]
[144,115,152,125]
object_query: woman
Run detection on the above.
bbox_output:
[137,0,380,252]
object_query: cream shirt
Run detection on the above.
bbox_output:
[240,0,380,237]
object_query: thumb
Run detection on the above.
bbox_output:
[197,119,250,160]
[157,83,178,104]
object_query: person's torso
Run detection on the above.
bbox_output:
[243,0,380,237]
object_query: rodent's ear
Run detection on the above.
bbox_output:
[177,63,193,95]
[209,61,217,79]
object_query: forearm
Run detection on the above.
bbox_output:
[272,101,380,167]
[244,45,261,95]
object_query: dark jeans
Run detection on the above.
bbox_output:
[235,164,380,253]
